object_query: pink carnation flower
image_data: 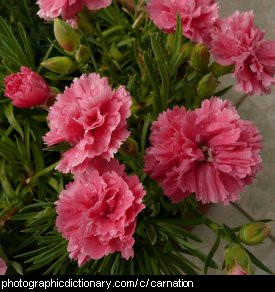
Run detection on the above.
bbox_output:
[56,158,146,265]
[144,97,262,205]
[146,0,219,44]
[4,67,50,108]
[44,73,131,173]
[0,257,7,275]
[37,0,112,20]
[211,11,275,95]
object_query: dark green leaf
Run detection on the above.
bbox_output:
[204,232,221,275]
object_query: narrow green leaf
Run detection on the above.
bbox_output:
[214,85,233,97]
[144,52,160,115]
[29,162,58,183]
[223,224,238,242]
[141,114,151,154]
[0,162,16,199]
[245,248,274,275]
[10,261,24,275]
[4,104,24,139]
[17,22,34,68]
[98,254,112,273]
[145,223,157,245]
[150,36,170,111]
[204,232,221,275]
[170,13,182,73]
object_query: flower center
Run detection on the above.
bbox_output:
[201,145,214,162]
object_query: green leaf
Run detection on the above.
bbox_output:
[98,254,112,273]
[10,261,24,275]
[4,104,24,139]
[169,13,183,75]
[144,52,161,115]
[214,85,233,97]
[150,36,170,111]
[145,222,157,245]
[43,142,70,152]
[223,224,238,242]
[17,22,34,68]
[140,114,151,154]
[245,248,274,275]
[29,162,58,183]
[204,232,221,275]
[0,162,16,199]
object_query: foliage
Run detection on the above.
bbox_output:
[0,0,273,275]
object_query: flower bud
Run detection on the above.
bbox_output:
[180,41,195,61]
[239,222,271,246]
[197,73,217,97]
[41,57,78,75]
[225,244,253,275]
[4,67,50,108]
[191,44,210,71]
[75,45,91,64]
[211,62,234,77]
[120,137,139,157]
[54,19,80,53]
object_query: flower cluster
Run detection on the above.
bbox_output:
[43,73,145,263]
[147,1,275,95]
[144,97,262,205]
[2,1,269,270]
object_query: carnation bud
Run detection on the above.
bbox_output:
[180,41,195,61]
[4,67,50,108]
[54,19,80,53]
[41,57,78,75]
[197,73,217,97]
[239,222,271,246]
[75,45,91,64]
[120,137,139,157]
[225,244,253,275]
[211,62,234,77]
[109,44,123,62]
[191,44,210,71]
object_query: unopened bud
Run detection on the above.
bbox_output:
[120,137,139,156]
[197,73,217,97]
[211,62,234,77]
[239,222,271,246]
[54,19,80,53]
[41,57,78,75]
[180,41,195,61]
[75,45,91,64]
[225,244,253,275]
[191,44,210,71]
